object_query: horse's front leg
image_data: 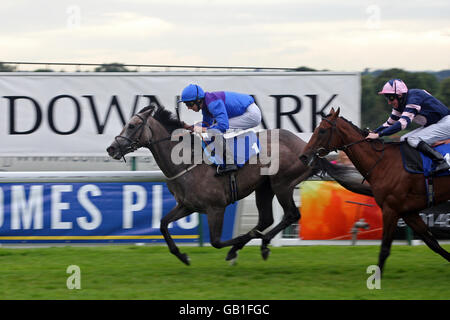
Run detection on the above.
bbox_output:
[207,207,262,251]
[160,204,194,265]
[378,206,400,274]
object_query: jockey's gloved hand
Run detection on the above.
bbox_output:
[193,126,205,134]
[182,122,194,131]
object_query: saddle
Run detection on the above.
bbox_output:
[400,141,450,207]
[200,129,260,171]
[400,142,450,177]
[200,129,261,203]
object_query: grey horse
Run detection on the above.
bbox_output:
[107,105,318,265]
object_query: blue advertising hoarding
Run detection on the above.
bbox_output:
[0,182,237,244]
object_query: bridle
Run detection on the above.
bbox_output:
[316,117,385,182]
[114,112,197,180]
[315,117,367,156]
[114,113,176,161]
[114,114,149,161]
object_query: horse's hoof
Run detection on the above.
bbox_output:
[178,253,190,266]
[227,252,237,266]
[261,247,270,261]
[225,250,237,261]
[229,256,238,266]
[226,251,238,265]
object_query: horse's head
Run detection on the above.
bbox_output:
[300,107,344,166]
[106,106,155,161]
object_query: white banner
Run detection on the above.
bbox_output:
[0,72,360,156]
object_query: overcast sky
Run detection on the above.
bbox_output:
[1,0,449,71]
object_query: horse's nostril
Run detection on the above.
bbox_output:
[106,146,115,155]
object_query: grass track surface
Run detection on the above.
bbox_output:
[0,245,448,300]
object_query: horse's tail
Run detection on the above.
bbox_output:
[315,158,374,197]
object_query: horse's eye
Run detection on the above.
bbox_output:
[319,128,326,135]
[128,124,135,130]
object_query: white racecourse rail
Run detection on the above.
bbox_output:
[0,170,167,183]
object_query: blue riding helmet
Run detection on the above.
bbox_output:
[179,84,205,102]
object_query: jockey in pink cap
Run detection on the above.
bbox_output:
[366,79,450,175]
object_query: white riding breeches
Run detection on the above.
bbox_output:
[228,103,262,130]
[401,115,450,147]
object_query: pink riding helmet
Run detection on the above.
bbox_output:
[378,79,408,95]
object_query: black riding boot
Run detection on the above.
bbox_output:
[416,141,450,175]
[216,135,238,176]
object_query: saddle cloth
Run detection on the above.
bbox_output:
[201,129,260,168]
[400,142,450,177]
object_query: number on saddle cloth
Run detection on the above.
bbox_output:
[201,129,260,168]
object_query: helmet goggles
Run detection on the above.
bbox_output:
[384,94,398,102]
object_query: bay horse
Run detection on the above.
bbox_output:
[300,107,450,273]
[106,105,315,265]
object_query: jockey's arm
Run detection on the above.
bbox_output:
[206,100,229,133]
[181,121,194,131]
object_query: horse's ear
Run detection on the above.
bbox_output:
[329,107,340,119]
[139,103,157,117]
[148,103,158,116]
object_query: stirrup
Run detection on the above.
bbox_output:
[216,164,238,176]
[432,161,450,174]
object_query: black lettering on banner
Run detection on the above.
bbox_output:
[48,95,81,135]
[271,94,303,132]
[5,96,43,134]
[83,95,161,134]
[4,93,340,136]
[306,94,338,129]
[83,95,127,134]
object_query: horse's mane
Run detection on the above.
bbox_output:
[339,116,369,137]
[339,116,401,146]
[139,105,183,134]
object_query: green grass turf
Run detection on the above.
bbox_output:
[0,245,448,300]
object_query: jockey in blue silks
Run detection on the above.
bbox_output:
[179,84,262,175]
[366,79,450,174]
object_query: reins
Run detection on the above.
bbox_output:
[357,139,385,183]
[321,117,386,183]
[340,138,367,150]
